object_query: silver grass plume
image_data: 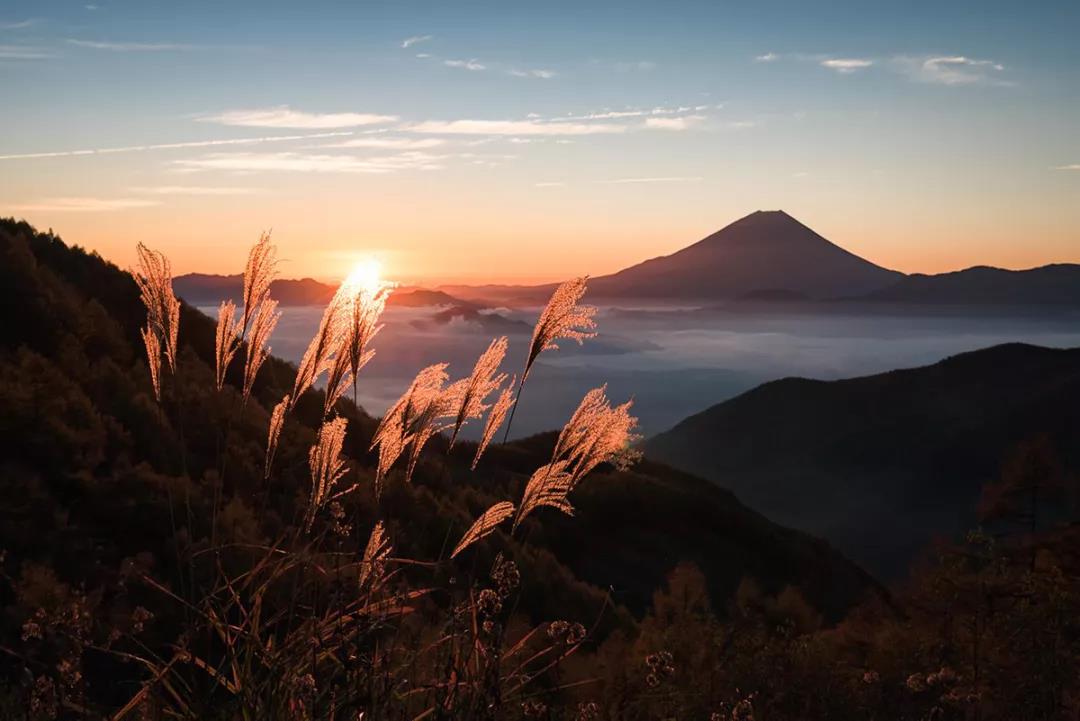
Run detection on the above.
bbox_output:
[241,298,280,404]
[512,461,574,531]
[134,242,181,375]
[239,232,276,338]
[403,380,464,483]
[471,376,516,470]
[343,278,391,405]
[214,300,241,392]
[140,325,162,402]
[448,336,508,449]
[504,277,596,440]
[305,416,349,532]
[358,521,391,590]
[451,501,516,558]
[264,394,289,479]
[551,385,638,485]
[370,364,448,491]
[290,284,349,410]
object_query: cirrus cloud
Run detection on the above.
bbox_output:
[202,106,398,129]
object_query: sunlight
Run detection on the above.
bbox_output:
[343,258,385,296]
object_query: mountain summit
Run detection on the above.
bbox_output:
[588,210,902,300]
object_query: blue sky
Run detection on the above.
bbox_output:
[1,0,1078,282]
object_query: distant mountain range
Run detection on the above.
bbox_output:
[643,343,1080,577]
[176,210,1080,309]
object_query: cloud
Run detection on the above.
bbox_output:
[324,137,446,150]
[405,119,627,136]
[534,181,565,187]
[754,52,779,63]
[611,60,656,72]
[173,151,446,174]
[897,55,1008,85]
[0,131,355,161]
[67,39,195,51]
[644,115,706,130]
[401,35,432,49]
[604,176,703,184]
[821,58,873,73]
[11,197,160,212]
[415,53,431,58]
[0,19,38,30]
[444,58,486,71]
[202,106,397,129]
[0,45,54,59]
[130,185,260,195]
[1055,164,1080,171]
[508,68,556,79]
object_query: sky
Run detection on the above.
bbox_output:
[1,0,1078,284]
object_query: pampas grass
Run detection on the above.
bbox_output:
[140,325,162,401]
[472,376,516,470]
[214,300,241,392]
[512,461,575,531]
[134,242,181,381]
[241,297,280,404]
[264,394,289,479]
[358,521,391,589]
[452,501,516,558]
[503,277,596,440]
[305,416,349,531]
[448,336,508,449]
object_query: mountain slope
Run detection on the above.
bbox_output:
[586,210,902,300]
[0,217,878,627]
[174,272,471,308]
[860,264,1080,305]
[644,344,1080,576]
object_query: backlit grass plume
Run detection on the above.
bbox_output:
[503,277,596,440]
[512,461,574,531]
[358,521,391,589]
[239,232,276,336]
[344,274,391,404]
[305,416,349,532]
[214,300,241,392]
[472,376,515,470]
[264,394,289,479]
[134,242,181,378]
[371,363,462,490]
[452,501,516,558]
[448,336,508,449]
[140,325,162,402]
[241,297,280,404]
[290,285,349,410]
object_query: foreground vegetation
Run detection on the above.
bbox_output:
[0,218,1077,720]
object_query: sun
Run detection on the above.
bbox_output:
[343,258,385,296]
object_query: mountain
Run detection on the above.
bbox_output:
[174,272,471,308]
[585,210,902,300]
[0,217,879,628]
[643,343,1080,576]
[859,264,1080,305]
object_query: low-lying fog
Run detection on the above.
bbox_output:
[201,303,1080,439]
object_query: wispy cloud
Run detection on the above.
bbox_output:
[0,45,54,59]
[324,137,446,150]
[896,55,1009,85]
[0,131,354,161]
[174,151,446,174]
[534,181,565,187]
[405,119,627,136]
[508,68,556,79]
[1054,164,1080,171]
[0,18,38,30]
[821,58,873,73]
[604,176,703,184]
[644,114,706,130]
[11,197,160,212]
[754,52,779,63]
[611,60,656,72]
[130,185,260,195]
[67,39,195,51]
[444,58,486,71]
[401,34,432,49]
[202,106,398,129]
